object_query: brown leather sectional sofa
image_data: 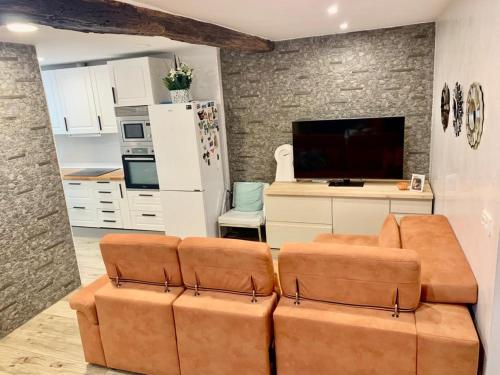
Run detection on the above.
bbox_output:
[70,214,479,375]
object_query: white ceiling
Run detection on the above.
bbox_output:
[0,0,453,65]
[0,25,191,66]
[127,0,454,40]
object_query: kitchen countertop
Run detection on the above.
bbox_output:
[60,168,124,181]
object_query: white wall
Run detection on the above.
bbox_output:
[53,133,122,168]
[430,0,500,372]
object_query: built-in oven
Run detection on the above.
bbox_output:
[122,152,159,190]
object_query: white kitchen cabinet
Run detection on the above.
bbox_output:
[89,65,117,133]
[107,57,170,106]
[56,67,100,135]
[41,70,66,134]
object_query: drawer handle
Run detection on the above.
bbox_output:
[142,214,156,217]
[68,182,81,186]
[100,201,113,204]
[98,191,112,194]
[73,206,85,209]
[139,194,153,197]
[119,183,123,199]
[97,181,110,184]
[102,210,115,213]
[103,220,116,223]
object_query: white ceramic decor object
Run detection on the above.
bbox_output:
[275,144,295,182]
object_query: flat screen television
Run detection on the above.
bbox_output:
[293,117,405,180]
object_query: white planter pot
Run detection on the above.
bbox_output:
[170,89,192,104]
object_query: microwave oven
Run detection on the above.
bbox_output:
[119,116,152,145]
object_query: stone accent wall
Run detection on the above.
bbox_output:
[221,23,435,183]
[0,43,80,337]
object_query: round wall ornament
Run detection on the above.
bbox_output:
[452,82,464,136]
[441,83,450,131]
[466,82,484,149]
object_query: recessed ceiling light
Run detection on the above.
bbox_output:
[6,23,38,33]
[37,57,45,62]
[327,4,339,15]
[340,22,349,30]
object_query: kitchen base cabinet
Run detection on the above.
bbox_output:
[63,180,165,231]
[130,211,165,232]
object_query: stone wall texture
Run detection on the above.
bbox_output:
[221,23,435,183]
[0,43,80,337]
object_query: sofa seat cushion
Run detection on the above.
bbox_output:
[218,209,265,226]
[69,275,109,324]
[100,234,182,286]
[178,237,275,296]
[279,242,421,310]
[400,215,478,304]
[173,290,277,375]
[274,297,417,375]
[415,303,479,375]
[378,214,402,248]
[314,233,379,246]
[95,282,183,375]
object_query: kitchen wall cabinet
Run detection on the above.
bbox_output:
[41,65,117,136]
[89,65,117,133]
[107,57,171,107]
[41,70,66,135]
[57,67,100,135]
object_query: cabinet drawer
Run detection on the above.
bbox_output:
[127,190,162,212]
[97,198,121,209]
[266,221,332,249]
[63,180,93,198]
[332,198,389,235]
[130,211,164,231]
[98,209,123,228]
[390,199,432,215]
[94,188,121,201]
[93,180,120,191]
[265,196,332,224]
[67,197,96,211]
[68,206,98,227]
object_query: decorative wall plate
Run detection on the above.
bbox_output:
[466,82,484,149]
[441,83,450,131]
[452,82,464,136]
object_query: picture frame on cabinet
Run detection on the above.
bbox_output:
[410,174,425,192]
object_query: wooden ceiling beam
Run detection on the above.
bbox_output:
[0,0,274,53]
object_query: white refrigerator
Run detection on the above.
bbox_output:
[149,101,225,238]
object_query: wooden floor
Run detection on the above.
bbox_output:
[0,227,138,375]
[0,227,277,374]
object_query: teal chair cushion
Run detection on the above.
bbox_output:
[233,182,264,212]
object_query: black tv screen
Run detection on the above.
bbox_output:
[293,117,405,180]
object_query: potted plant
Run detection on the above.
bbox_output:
[162,56,194,103]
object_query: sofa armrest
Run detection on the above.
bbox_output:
[69,275,109,324]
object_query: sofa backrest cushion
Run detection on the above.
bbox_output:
[100,234,182,286]
[279,242,421,311]
[378,214,401,248]
[400,215,478,304]
[178,237,275,296]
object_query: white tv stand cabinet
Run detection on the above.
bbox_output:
[264,181,434,249]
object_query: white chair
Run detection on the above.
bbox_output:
[218,182,268,242]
